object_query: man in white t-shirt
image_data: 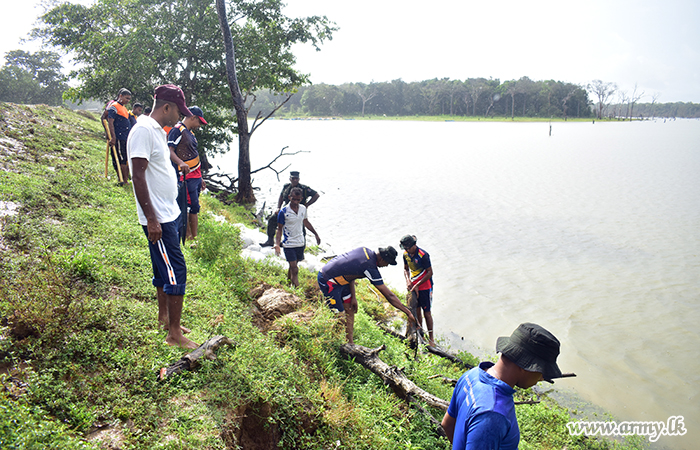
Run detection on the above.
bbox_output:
[274,187,321,287]
[127,84,198,349]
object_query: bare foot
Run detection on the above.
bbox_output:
[165,335,199,349]
[161,324,191,334]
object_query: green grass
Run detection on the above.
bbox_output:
[0,103,644,449]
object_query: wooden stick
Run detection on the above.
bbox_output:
[102,119,124,182]
[112,145,124,183]
[102,119,110,177]
[158,335,235,380]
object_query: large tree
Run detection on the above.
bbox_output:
[36,0,335,202]
[353,82,378,117]
[0,50,68,105]
[587,80,617,119]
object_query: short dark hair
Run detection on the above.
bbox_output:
[117,88,132,97]
[290,187,303,197]
[133,102,143,109]
[154,98,175,111]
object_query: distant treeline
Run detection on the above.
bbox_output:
[253,77,593,119]
[609,101,700,119]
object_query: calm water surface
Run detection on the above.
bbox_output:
[213,119,700,449]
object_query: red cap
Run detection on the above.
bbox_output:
[154,84,192,117]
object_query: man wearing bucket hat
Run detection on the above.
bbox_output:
[128,84,198,349]
[441,323,568,449]
[317,246,417,344]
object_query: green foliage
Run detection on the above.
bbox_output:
[189,214,243,266]
[34,0,336,154]
[0,393,97,450]
[0,50,68,106]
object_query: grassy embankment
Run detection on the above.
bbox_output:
[0,103,645,449]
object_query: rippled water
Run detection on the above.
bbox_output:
[213,118,700,449]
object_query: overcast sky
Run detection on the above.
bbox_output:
[3,0,699,103]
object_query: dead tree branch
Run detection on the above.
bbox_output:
[339,343,449,411]
[377,322,406,340]
[427,374,458,386]
[158,335,236,380]
[203,171,238,194]
[251,93,294,134]
[249,146,310,180]
[426,346,474,370]
[203,146,308,195]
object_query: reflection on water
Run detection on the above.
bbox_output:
[213,119,700,449]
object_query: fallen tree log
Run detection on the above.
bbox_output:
[426,345,474,370]
[339,343,449,411]
[158,335,236,380]
[376,323,406,340]
[427,374,458,386]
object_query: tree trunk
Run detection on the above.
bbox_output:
[215,0,256,204]
[339,343,449,411]
[236,124,255,204]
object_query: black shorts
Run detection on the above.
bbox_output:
[416,288,432,312]
[283,246,305,262]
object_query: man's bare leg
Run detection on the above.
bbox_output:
[157,287,190,334]
[120,164,130,182]
[416,307,424,331]
[164,294,198,349]
[157,287,169,329]
[288,260,299,287]
[425,310,435,347]
[345,309,355,344]
[188,213,198,240]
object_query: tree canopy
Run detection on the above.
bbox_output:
[254,77,594,119]
[35,0,336,152]
[0,50,68,106]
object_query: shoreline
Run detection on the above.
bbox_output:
[230,214,656,447]
[0,102,657,449]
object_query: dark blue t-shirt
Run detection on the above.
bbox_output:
[320,247,384,286]
[107,103,132,140]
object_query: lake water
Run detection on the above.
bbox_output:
[212,118,700,449]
